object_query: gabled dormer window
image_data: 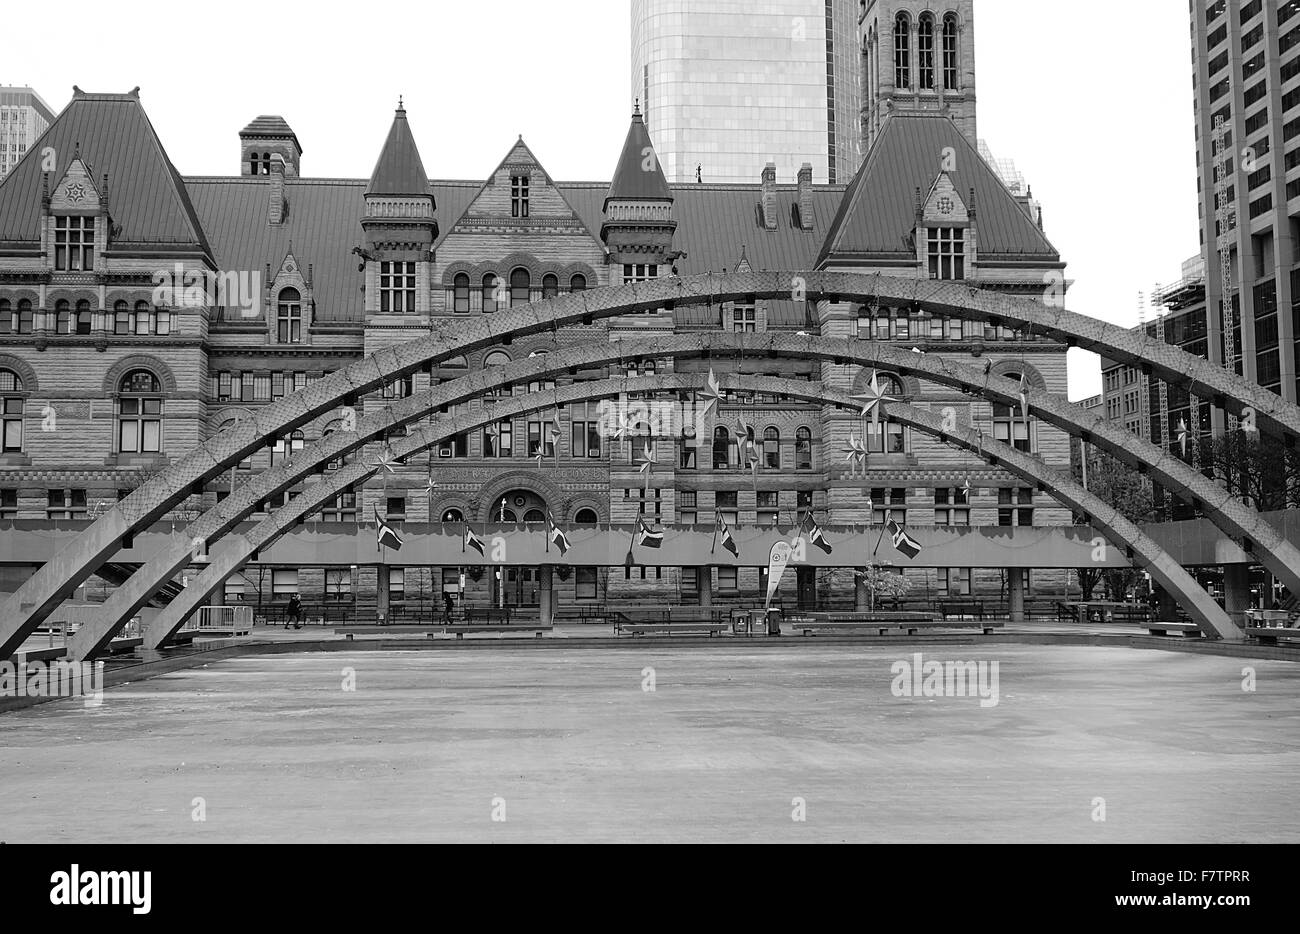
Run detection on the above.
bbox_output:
[54,216,95,271]
[277,288,302,343]
[511,175,530,218]
[927,228,965,280]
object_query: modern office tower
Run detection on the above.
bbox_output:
[0,87,55,181]
[631,0,863,184]
[1192,0,1300,407]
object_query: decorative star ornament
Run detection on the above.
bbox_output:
[369,448,399,475]
[699,369,722,417]
[638,441,656,490]
[610,410,632,441]
[841,433,868,474]
[852,369,898,431]
[1176,417,1189,457]
[962,474,972,497]
[423,474,437,497]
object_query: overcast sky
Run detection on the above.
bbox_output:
[3,0,1199,400]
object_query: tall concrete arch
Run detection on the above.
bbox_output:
[6,273,1297,650]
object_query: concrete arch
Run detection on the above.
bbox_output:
[114,371,1233,656]
[102,354,178,395]
[57,333,1300,656]
[21,333,1300,659]
[0,353,39,392]
[6,271,1299,649]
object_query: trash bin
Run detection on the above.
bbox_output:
[765,607,782,636]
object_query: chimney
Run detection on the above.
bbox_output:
[268,154,286,226]
[761,162,777,230]
[796,163,814,231]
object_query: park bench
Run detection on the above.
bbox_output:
[1143,621,1202,638]
[463,606,514,625]
[938,601,986,620]
[1244,625,1300,646]
[615,610,726,636]
[790,612,1000,636]
[336,623,552,640]
[434,624,552,640]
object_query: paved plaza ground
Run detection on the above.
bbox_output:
[1,644,1298,843]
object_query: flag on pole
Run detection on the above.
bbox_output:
[799,512,833,554]
[374,506,404,551]
[713,511,739,557]
[635,515,664,548]
[547,513,571,556]
[464,524,485,556]
[885,517,922,559]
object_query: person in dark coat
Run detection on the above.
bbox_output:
[443,591,455,624]
[285,594,303,630]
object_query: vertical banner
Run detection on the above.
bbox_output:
[766,541,793,608]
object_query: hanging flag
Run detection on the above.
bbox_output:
[713,510,739,557]
[635,515,664,548]
[464,524,485,556]
[374,506,404,552]
[765,540,793,608]
[799,512,833,554]
[547,514,571,556]
[885,517,922,559]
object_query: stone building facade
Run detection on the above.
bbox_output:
[0,67,1068,615]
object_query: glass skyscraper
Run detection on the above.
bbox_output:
[631,0,862,185]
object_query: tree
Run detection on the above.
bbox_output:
[1072,447,1158,602]
[1196,432,1300,511]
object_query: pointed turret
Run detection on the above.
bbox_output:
[366,100,431,198]
[361,101,438,317]
[602,104,676,271]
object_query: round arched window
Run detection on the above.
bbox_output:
[575,508,598,524]
[117,369,163,453]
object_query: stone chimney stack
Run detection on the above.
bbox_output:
[268,154,286,226]
[761,162,777,230]
[796,163,814,231]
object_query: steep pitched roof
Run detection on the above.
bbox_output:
[816,113,1059,267]
[0,89,211,256]
[605,107,671,208]
[366,105,430,197]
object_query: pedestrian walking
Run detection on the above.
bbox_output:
[285,594,303,630]
[443,591,455,625]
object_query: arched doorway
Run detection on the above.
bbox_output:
[490,489,551,607]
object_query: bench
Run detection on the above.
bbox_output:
[1143,622,1202,638]
[790,615,1000,636]
[336,623,552,640]
[1245,625,1300,646]
[435,624,552,640]
[938,601,986,621]
[616,621,728,637]
[463,606,514,625]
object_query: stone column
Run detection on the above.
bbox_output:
[698,567,712,608]
[1009,567,1026,623]
[539,565,554,625]
[1223,564,1251,631]
[375,564,389,622]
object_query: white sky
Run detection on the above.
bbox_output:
[3,0,1199,400]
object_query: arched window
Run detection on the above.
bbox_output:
[893,13,911,89]
[993,372,1033,452]
[763,427,780,468]
[75,299,93,335]
[1,368,24,453]
[482,274,499,313]
[523,508,546,524]
[262,152,272,175]
[483,350,511,368]
[113,299,130,335]
[942,13,959,90]
[796,427,813,469]
[863,374,907,454]
[510,268,530,306]
[918,14,935,90]
[320,419,349,470]
[17,300,33,334]
[452,273,470,313]
[441,507,464,523]
[713,426,732,469]
[575,508,598,524]
[0,299,9,334]
[272,429,304,464]
[55,299,71,335]
[569,274,587,293]
[541,274,559,300]
[133,300,151,335]
[277,288,302,343]
[117,369,163,454]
